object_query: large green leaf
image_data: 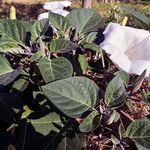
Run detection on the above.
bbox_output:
[104,75,126,108]
[79,111,101,132]
[121,6,150,26]
[49,39,78,53]
[67,8,103,36]
[126,118,150,149]
[57,133,86,150]
[0,36,24,53]
[31,19,49,40]
[42,77,99,118]
[38,57,73,83]
[49,12,71,35]
[0,19,28,44]
[30,112,64,136]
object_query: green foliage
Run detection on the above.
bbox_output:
[67,8,104,36]
[126,118,150,149]
[0,7,149,150]
[42,77,99,118]
[79,111,101,132]
[49,39,78,53]
[49,12,71,35]
[105,75,127,108]
[39,57,73,83]
[30,112,64,136]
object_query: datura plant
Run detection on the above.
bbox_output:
[0,8,149,150]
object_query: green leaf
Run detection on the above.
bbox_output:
[0,55,22,89]
[0,36,24,54]
[120,6,150,26]
[67,8,104,36]
[49,12,71,35]
[31,50,45,62]
[0,19,28,44]
[105,75,126,108]
[78,54,89,74]
[57,133,86,150]
[21,105,34,119]
[0,66,22,89]
[31,19,49,40]
[30,112,64,136]
[0,54,13,75]
[42,77,99,118]
[83,32,98,43]
[12,77,29,92]
[79,111,101,132]
[84,43,103,53]
[125,118,150,149]
[39,57,73,83]
[111,135,120,145]
[115,71,129,84]
[49,39,78,53]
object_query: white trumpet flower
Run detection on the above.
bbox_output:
[38,10,69,21]
[43,1,71,11]
[100,23,150,76]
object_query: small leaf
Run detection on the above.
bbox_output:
[31,50,45,62]
[78,54,89,74]
[83,32,98,43]
[42,77,99,118]
[111,135,120,145]
[39,57,73,83]
[12,77,29,92]
[84,43,103,53]
[79,111,101,132]
[49,12,71,35]
[105,75,126,108]
[30,112,64,136]
[21,105,34,119]
[49,39,78,53]
[125,118,150,149]
[115,71,129,84]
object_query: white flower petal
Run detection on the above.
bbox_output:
[59,1,71,7]
[100,23,126,54]
[51,9,69,17]
[131,60,150,76]
[38,10,69,21]
[38,12,48,21]
[110,52,131,73]
[100,22,150,76]
[43,1,71,11]
[100,23,150,55]
[43,2,64,10]
[124,25,149,51]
